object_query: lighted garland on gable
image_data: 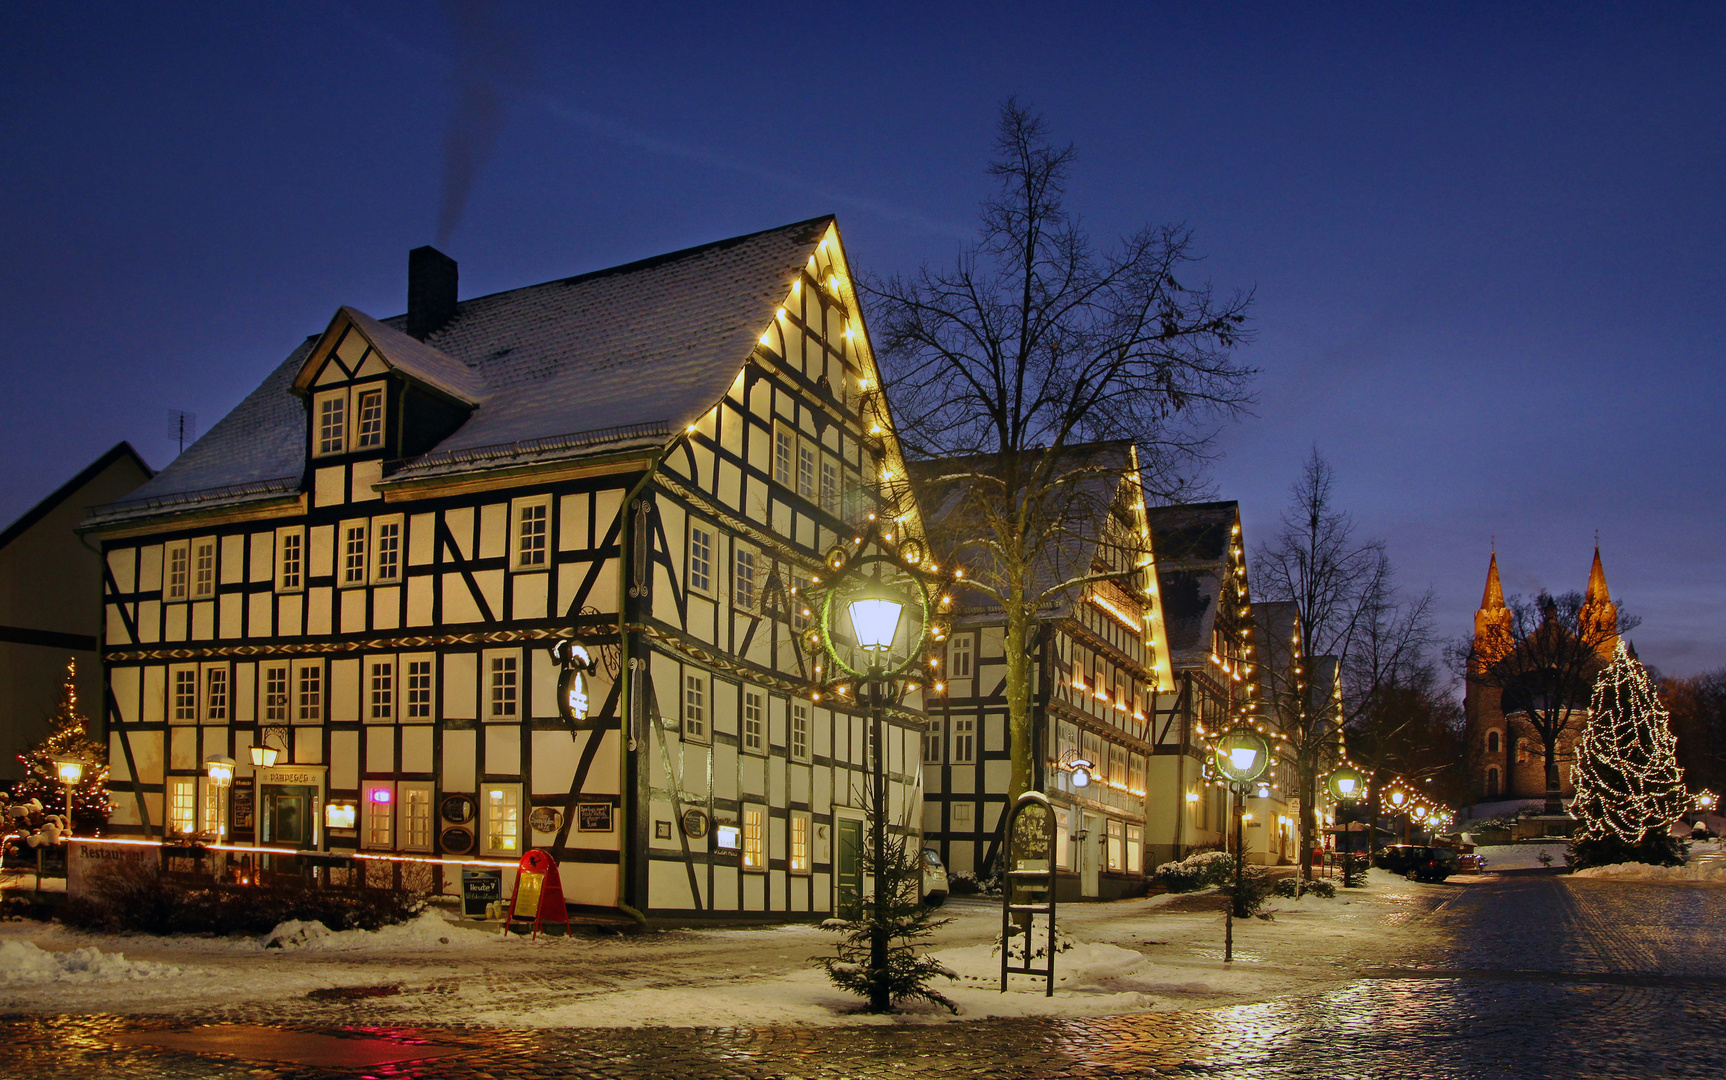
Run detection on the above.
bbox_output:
[1570,641,1686,844]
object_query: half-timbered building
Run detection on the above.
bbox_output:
[914,444,1173,900]
[82,217,928,920]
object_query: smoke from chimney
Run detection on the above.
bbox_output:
[436,0,529,247]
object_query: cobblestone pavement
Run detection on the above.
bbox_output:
[3,875,1723,1079]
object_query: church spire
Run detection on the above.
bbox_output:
[1585,544,1610,605]
[1482,551,1505,610]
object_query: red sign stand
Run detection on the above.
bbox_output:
[503,849,569,939]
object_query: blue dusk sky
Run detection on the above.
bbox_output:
[2,2,1722,674]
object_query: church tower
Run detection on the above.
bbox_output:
[1579,546,1619,649]
[1466,552,1513,800]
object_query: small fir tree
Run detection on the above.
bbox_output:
[1569,642,1685,862]
[10,659,111,834]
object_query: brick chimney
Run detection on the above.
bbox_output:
[406,246,458,340]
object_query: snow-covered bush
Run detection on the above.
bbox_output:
[1273,876,1335,899]
[1154,850,1233,893]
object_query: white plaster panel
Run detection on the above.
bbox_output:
[485,724,521,777]
[366,728,394,774]
[443,652,476,719]
[401,726,434,774]
[331,729,359,789]
[531,730,578,795]
[408,513,436,565]
[443,729,476,792]
[170,727,197,771]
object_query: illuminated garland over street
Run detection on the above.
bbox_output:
[1570,641,1686,843]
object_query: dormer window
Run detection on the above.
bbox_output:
[316,392,346,456]
[356,389,385,448]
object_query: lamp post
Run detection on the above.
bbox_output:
[205,755,235,882]
[809,522,949,1012]
[1327,765,1367,886]
[50,756,86,830]
[1212,727,1270,963]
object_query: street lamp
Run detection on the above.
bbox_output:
[205,756,235,842]
[1211,727,1269,963]
[50,755,86,829]
[249,726,286,769]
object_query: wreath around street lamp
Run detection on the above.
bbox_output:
[1327,764,1368,803]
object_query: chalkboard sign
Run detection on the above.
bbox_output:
[461,868,503,917]
[577,802,614,833]
[231,786,255,831]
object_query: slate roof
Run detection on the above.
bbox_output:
[1145,501,1241,669]
[92,217,833,522]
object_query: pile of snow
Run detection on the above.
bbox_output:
[262,910,497,952]
[1470,842,1569,870]
[0,941,179,983]
[1571,861,1726,883]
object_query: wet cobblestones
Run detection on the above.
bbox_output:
[3,875,1723,1079]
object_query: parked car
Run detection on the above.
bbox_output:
[1374,845,1459,882]
[921,848,949,905]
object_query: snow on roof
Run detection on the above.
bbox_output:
[337,307,486,404]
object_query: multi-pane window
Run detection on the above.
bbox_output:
[774,427,794,486]
[164,542,189,601]
[789,813,811,874]
[296,663,322,722]
[733,548,757,610]
[950,635,973,679]
[952,717,976,764]
[515,500,548,569]
[264,666,289,724]
[790,574,811,631]
[191,539,216,599]
[277,529,303,592]
[204,781,225,838]
[1107,819,1125,872]
[742,806,765,870]
[797,441,817,500]
[484,785,520,855]
[923,718,944,764]
[318,395,346,455]
[205,668,228,723]
[1129,753,1146,795]
[355,389,384,449]
[173,670,197,722]
[820,458,840,516]
[742,692,764,753]
[683,674,706,740]
[1126,825,1144,874]
[406,660,433,719]
[402,787,432,851]
[168,778,196,836]
[366,786,394,848]
[489,656,519,719]
[374,519,401,583]
[688,527,712,592]
[369,660,394,721]
[790,702,810,762]
[342,524,367,585]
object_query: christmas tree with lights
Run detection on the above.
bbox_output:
[9,659,111,834]
[1569,641,1686,867]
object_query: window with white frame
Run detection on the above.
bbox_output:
[923,718,944,764]
[488,654,519,719]
[316,392,346,456]
[172,669,197,723]
[797,439,818,501]
[355,388,385,449]
[1055,809,1070,869]
[512,497,550,570]
[820,457,840,516]
[949,635,973,679]
[483,785,521,855]
[953,801,973,829]
[191,538,216,599]
[373,517,402,583]
[364,784,394,848]
[773,425,794,487]
[368,659,394,722]
[789,811,811,874]
[168,777,196,835]
[742,805,766,870]
[405,657,433,720]
[733,547,758,610]
[204,666,228,724]
[1106,819,1124,872]
[952,716,975,764]
[688,526,713,593]
[263,664,289,724]
[742,691,765,753]
[294,661,323,723]
[790,573,811,631]
[203,779,226,838]
[790,701,810,762]
[276,527,304,592]
[341,522,368,586]
[400,784,433,852]
[1127,825,1144,874]
[163,541,189,601]
[683,674,707,741]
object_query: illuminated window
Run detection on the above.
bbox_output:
[733,547,757,610]
[1126,825,1143,874]
[191,539,216,599]
[683,674,706,740]
[743,692,764,753]
[401,785,432,851]
[789,812,811,874]
[365,785,394,849]
[276,528,303,592]
[373,518,401,583]
[168,778,196,835]
[263,665,288,724]
[204,667,228,723]
[513,498,549,569]
[952,717,975,764]
[790,701,810,762]
[742,805,766,870]
[317,394,345,455]
[1107,819,1124,872]
[355,389,384,448]
[369,660,394,722]
[342,523,367,586]
[173,669,197,722]
[688,527,712,593]
[406,659,433,719]
[488,654,519,719]
[949,635,973,679]
[204,780,225,838]
[164,541,189,601]
[484,786,520,854]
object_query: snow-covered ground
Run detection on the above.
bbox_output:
[1572,861,1726,883]
[1471,842,1570,870]
[0,871,1454,1027]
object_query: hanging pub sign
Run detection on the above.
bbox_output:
[551,639,600,729]
[504,849,569,939]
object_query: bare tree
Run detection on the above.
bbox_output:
[1252,450,1434,877]
[1662,670,1726,795]
[867,101,1253,799]
[1451,591,1637,815]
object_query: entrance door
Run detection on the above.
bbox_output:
[1081,812,1102,897]
[835,818,863,918]
[262,786,316,849]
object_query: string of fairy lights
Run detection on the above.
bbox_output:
[1570,641,1687,843]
